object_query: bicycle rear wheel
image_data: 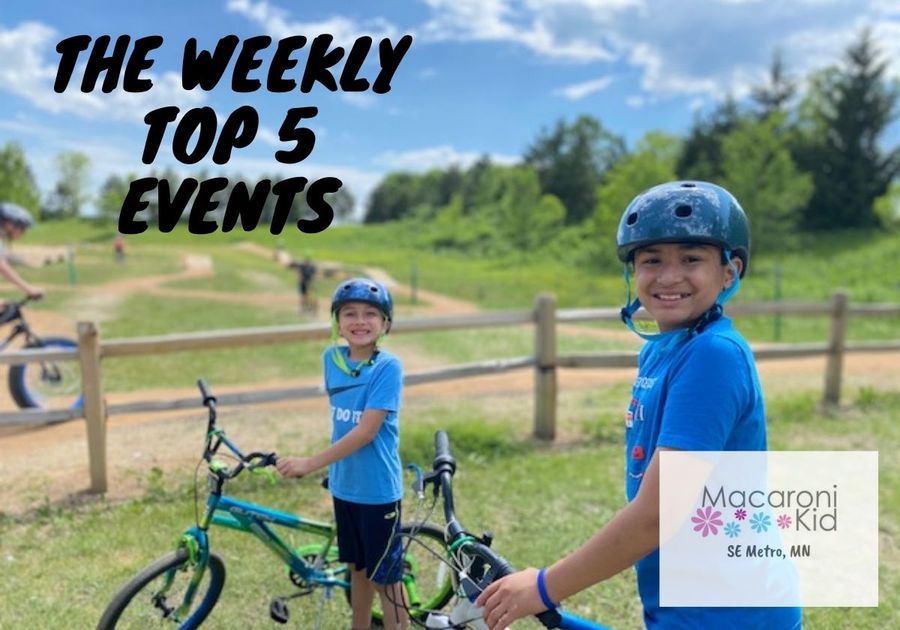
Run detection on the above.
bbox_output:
[9,337,83,410]
[96,549,226,629]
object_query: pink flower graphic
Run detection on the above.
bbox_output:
[734,508,747,521]
[692,506,724,537]
[777,514,792,529]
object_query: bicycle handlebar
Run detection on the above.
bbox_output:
[196,379,277,478]
[0,295,38,317]
[197,378,216,407]
[426,431,562,629]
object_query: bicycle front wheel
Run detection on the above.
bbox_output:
[96,549,226,630]
[9,337,83,410]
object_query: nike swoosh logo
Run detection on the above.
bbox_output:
[327,384,364,396]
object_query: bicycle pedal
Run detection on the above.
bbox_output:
[270,597,290,624]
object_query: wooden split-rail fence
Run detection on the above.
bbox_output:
[1,290,898,494]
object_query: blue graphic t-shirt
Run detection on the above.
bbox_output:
[624,316,801,629]
[323,346,403,504]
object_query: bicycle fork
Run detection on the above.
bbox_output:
[155,528,211,622]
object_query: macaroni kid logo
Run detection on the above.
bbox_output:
[691,485,838,538]
[691,484,838,560]
[659,451,878,607]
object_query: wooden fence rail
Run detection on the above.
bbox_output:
[1,290,898,493]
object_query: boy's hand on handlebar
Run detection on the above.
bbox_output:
[25,286,44,300]
[476,567,544,630]
[275,456,316,478]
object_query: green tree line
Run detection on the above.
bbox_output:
[364,29,900,266]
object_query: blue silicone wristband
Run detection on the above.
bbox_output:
[536,567,559,610]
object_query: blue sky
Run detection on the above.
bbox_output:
[2,0,899,219]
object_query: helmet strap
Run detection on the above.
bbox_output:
[716,250,741,307]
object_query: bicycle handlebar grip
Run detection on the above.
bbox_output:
[197,378,216,405]
[535,609,563,628]
[434,430,450,459]
[433,430,456,476]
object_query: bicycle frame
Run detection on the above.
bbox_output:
[206,492,347,590]
[0,316,36,350]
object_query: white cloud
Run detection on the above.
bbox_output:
[226,0,899,108]
[688,97,707,112]
[420,0,617,61]
[554,76,614,100]
[625,95,645,108]
[417,0,899,103]
[341,92,377,109]
[374,145,519,171]
[0,22,204,123]
[226,0,402,43]
[254,124,328,148]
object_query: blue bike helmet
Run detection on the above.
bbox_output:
[0,201,35,230]
[616,181,750,277]
[331,277,393,331]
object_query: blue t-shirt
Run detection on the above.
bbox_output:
[624,317,801,629]
[323,346,403,504]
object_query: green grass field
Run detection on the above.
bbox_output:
[0,219,897,627]
[0,388,896,628]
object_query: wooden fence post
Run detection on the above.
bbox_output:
[823,291,849,408]
[78,321,108,494]
[534,293,557,440]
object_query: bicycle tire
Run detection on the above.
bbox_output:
[96,549,226,630]
[8,336,84,410]
[350,522,455,626]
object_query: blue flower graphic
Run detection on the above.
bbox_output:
[724,522,741,538]
[749,512,771,533]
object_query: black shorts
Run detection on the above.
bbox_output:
[333,496,404,584]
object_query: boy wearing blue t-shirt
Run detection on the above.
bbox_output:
[277,277,407,630]
[477,182,802,629]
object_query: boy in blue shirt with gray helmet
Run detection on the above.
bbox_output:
[477,182,802,629]
[277,277,407,630]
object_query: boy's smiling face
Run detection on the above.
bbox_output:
[337,301,387,349]
[633,242,741,332]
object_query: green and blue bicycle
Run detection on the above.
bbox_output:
[96,379,454,629]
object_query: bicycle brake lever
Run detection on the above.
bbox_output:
[251,466,278,485]
[405,463,425,500]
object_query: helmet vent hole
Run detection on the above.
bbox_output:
[675,205,693,218]
[370,286,378,292]
[681,182,696,188]
[626,212,638,226]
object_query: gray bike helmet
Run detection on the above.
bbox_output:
[616,181,750,277]
[0,201,35,230]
